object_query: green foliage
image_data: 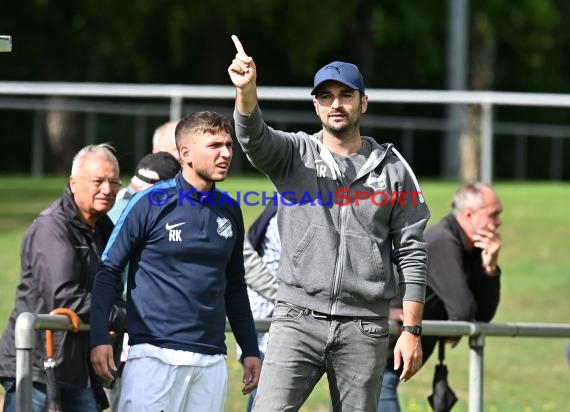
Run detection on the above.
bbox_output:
[371,1,446,84]
[2,0,570,179]
[473,0,567,92]
[2,0,570,92]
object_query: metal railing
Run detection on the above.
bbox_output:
[1,82,570,182]
[14,311,570,412]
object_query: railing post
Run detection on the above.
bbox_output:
[468,334,485,412]
[480,102,493,184]
[15,312,37,412]
[170,95,182,121]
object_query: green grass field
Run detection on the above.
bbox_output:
[0,176,569,411]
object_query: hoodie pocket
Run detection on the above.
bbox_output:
[341,233,388,303]
[289,224,339,295]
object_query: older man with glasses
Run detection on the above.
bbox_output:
[0,143,127,412]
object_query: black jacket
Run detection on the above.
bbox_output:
[388,214,501,367]
[0,185,125,390]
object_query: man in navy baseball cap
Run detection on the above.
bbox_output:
[229,35,429,411]
[311,61,366,95]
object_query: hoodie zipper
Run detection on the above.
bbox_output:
[328,142,392,316]
[329,195,348,316]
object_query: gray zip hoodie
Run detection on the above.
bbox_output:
[235,106,430,318]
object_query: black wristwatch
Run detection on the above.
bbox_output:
[402,325,422,336]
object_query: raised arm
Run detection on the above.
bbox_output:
[228,35,258,115]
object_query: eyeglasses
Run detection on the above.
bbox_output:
[77,176,122,189]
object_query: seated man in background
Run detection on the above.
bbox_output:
[379,182,503,412]
[0,144,127,412]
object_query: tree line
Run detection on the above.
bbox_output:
[0,0,569,179]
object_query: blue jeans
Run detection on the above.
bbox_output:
[246,383,256,412]
[1,378,100,412]
[377,368,401,412]
[1,378,47,412]
[252,302,389,412]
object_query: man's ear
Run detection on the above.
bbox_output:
[179,144,192,165]
[360,94,369,114]
[69,176,77,194]
[312,98,319,115]
[461,208,477,231]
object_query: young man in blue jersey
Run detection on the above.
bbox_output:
[104,151,180,411]
[90,111,261,412]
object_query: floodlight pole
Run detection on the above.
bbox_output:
[0,35,12,52]
[444,0,469,179]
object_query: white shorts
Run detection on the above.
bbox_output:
[118,356,228,412]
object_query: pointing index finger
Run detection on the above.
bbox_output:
[231,34,247,57]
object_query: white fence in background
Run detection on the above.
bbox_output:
[14,312,570,412]
[1,82,570,182]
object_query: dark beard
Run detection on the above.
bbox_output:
[323,117,360,138]
[322,103,361,137]
[324,122,350,135]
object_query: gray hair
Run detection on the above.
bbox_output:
[451,182,490,215]
[70,143,119,177]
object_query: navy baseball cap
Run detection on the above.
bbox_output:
[311,61,365,95]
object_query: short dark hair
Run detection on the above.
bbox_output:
[175,111,234,147]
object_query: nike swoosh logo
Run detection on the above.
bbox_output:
[165,222,186,230]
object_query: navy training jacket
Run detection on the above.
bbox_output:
[90,173,259,359]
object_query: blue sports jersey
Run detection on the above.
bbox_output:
[90,173,259,358]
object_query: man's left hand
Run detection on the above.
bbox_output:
[393,332,423,382]
[241,356,261,394]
